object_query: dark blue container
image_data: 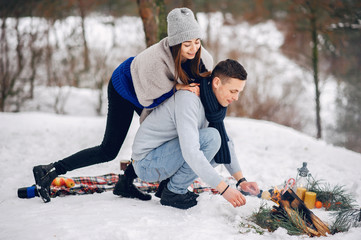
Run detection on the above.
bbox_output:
[18,185,39,199]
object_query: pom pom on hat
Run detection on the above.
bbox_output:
[167,8,202,47]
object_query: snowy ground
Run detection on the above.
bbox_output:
[1,106,361,239]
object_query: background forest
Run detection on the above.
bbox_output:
[1,0,360,153]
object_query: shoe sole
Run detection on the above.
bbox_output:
[160,199,197,209]
[113,186,152,201]
[33,166,51,203]
[113,190,152,201]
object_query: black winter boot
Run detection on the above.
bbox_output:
[155,178,170,198]
[113,163,151,201]
[155,179,199,200]
[160,186,198,209]
[33,163,58,203]
[186,190,200,200]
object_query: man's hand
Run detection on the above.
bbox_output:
[239,181,260,196]
[222,187,246,208]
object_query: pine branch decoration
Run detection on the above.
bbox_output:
[250,202,303,235]
[331,208,361,233]
[250,202,278,232]
[308,179,356,211]
[249,178,360,236]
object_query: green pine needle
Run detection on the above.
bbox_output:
[250,202,304,235]
[308,178,356,211]
[248,178,360,236]
[331,208,361,233]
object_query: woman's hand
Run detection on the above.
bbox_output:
[176,83,200,96]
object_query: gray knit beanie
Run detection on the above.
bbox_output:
[167,8,202,47]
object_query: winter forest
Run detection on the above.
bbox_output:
[1,1,361,239]
[1,0,360,153]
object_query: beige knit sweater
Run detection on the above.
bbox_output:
[130,37,213,108]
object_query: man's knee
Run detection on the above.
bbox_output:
[199,128,221,150]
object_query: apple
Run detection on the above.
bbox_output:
[51,177,66,187]
[65,178,75,188]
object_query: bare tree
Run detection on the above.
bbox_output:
[28,19,43,99]
[76,0,93,72]
[307,1,322,139]
[137,0,158,47]
[0,15,25,112]
[277,0,359,139]
[156,0,167,40]
[90,49,112,116]
[182,0,193,9]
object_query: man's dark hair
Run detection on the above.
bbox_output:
[211,59,247,83]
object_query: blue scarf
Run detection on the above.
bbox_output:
[200,77,231,164]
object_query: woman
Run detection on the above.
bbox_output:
[32,8,213,203]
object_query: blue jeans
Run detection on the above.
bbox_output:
[133,128,221,194]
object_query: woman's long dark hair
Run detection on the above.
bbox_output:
[171,44,211,85]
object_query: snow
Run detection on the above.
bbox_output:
[1,13,360,240]
[3,14,338,138]
[1,88,361,240]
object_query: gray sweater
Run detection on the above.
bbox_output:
[132,90,242,189]
[130,37,213,108]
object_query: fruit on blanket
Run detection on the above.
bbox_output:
[315,200,322,208]
[51,177,66,187]
[323,201,331,210]
[65,178,75,188]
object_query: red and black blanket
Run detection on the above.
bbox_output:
[50,173,226,198]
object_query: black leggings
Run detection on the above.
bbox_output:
[53,80,142,175]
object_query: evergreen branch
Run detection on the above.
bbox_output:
[331,208,361,233]
[271,207,304,235]
[250,202,278,232]
[308,178,356,210]
[250,202,304,235]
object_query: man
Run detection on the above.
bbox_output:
[131,59,259,209]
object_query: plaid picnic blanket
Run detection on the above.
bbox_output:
[50,173,120,197]
[49,173,234,198]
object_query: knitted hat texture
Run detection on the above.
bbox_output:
[167,8,202,47]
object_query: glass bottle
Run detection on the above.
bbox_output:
[295,162,309,200]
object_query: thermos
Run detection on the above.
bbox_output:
[17,185,39,199]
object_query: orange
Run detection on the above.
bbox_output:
[315,201,322,208]
[323,201,331,210]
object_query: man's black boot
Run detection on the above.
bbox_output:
[155,179,199,200]
[186,190,200,200]
[33,163,58,203]
[113,163,151,201]
[155,178,170,198]
[160,186,197,209]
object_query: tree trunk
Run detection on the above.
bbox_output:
[78,0,90,73]
[137,0,158,47]
[0,16,8,111]
[155,0,167,41]
[45,20,53,86]
[0,16,24,112]
[309,4,322,139]
[182,0,193,9]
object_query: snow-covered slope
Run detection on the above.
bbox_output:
[0,111,360,240]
